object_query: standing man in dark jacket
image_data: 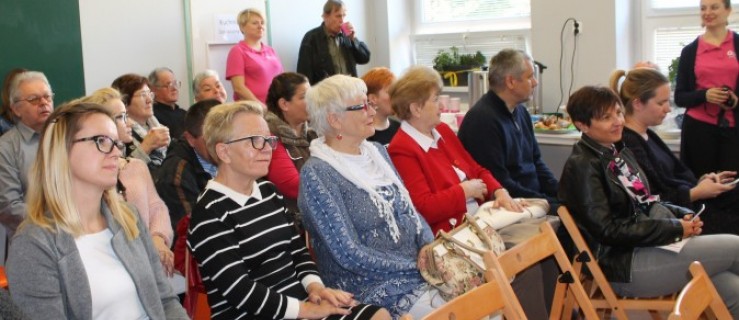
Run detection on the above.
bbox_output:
[297,0,370,85]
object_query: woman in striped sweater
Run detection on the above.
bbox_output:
[186,101,389,320]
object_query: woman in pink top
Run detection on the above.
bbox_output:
[675,0,739,176]
[82,88,175,276]
[226,8,284,103]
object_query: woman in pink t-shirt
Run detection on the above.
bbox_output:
[226,8,284,104]
[675,0,739,176]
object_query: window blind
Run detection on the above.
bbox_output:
[420,0,529,23]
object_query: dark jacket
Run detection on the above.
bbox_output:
[621,127,696,208]
[458,90,558,200]
[296,23,371,84]
[155,139,211,233]
[558,134,690,283]
[675,32,739,133]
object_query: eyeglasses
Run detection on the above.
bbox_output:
[224,135,278,150]
[345,102,372,112]
[136,91,154,100]
[114,112,128,124]
[73,135,125,154]
[16,93,54,105]
[158,81,181,90]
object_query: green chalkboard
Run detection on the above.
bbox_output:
[0,0,85,106]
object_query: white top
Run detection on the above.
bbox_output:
[75,229,148,320]
[338,150,395,187]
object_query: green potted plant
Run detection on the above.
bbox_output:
[433,46,486,87]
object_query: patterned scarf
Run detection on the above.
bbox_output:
[607,148,660,211]
[309,137,423,243]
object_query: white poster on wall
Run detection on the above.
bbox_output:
[214,14,241,43]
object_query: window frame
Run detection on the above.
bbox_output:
[413,0,531,35]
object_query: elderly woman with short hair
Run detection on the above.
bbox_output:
[192,69,227,103]
[298,74,448,318]
[187,101,388,320]
[111,74,170,170]
[387,66,553,319]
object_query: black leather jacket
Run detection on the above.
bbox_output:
[558,134,690,282]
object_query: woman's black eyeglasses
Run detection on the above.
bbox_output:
[224,135,278,150]
[73,135,125,154]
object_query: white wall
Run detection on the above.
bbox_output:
[78,0,191,104]
[531,0,637,113]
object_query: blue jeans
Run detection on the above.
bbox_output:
[611,234,739,318]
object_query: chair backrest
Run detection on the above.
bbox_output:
[495,220,599,320]
[668,261,732,320]
[401,264,525,320]
[558,206,675,320]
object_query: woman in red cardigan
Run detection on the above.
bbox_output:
[387,66,522,234]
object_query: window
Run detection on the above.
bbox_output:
[641,1,739,73]
[420,0,529,24]
[413,0,531,70]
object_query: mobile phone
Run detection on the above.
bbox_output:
[690,204,706,222]
[723,86,736,107]
[340,22,352,35]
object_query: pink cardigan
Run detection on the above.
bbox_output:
[118,158,173,245]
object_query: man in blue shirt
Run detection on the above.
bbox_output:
[458,49,559,214]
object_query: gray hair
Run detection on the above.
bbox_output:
[10,71,51,104]
[323,0,344,14]
[147,67,174,87]
[192,69,220,94]
[203,100,264,165]
[488,49,532,91]
[306,74,367,137]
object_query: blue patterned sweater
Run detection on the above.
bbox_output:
[298,146,434,318]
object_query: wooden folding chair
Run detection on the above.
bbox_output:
[558,206,676,320]
[668,261,732,320]
[495,220,599,320]
[400,250,527,320]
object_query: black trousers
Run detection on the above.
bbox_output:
[680,114,739,177]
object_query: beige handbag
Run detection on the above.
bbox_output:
[417,214,507,301]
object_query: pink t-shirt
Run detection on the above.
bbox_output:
[226,41,284,103]
[689,30,739,127]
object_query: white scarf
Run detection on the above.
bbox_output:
[309,137,423,243]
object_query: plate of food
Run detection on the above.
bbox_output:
[533,114,577,134]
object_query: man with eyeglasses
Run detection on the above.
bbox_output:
[0,71,53,237]
[149,67,186,140]
[297,0,370,85]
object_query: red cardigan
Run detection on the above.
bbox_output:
[388,122,502,234]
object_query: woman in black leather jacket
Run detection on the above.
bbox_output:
[558,86,739,317]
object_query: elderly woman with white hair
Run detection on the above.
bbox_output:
[298,75,447,318]
[192,69,227,103]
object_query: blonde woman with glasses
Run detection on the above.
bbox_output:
[6,102,187,319]
[82,87,175,276]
